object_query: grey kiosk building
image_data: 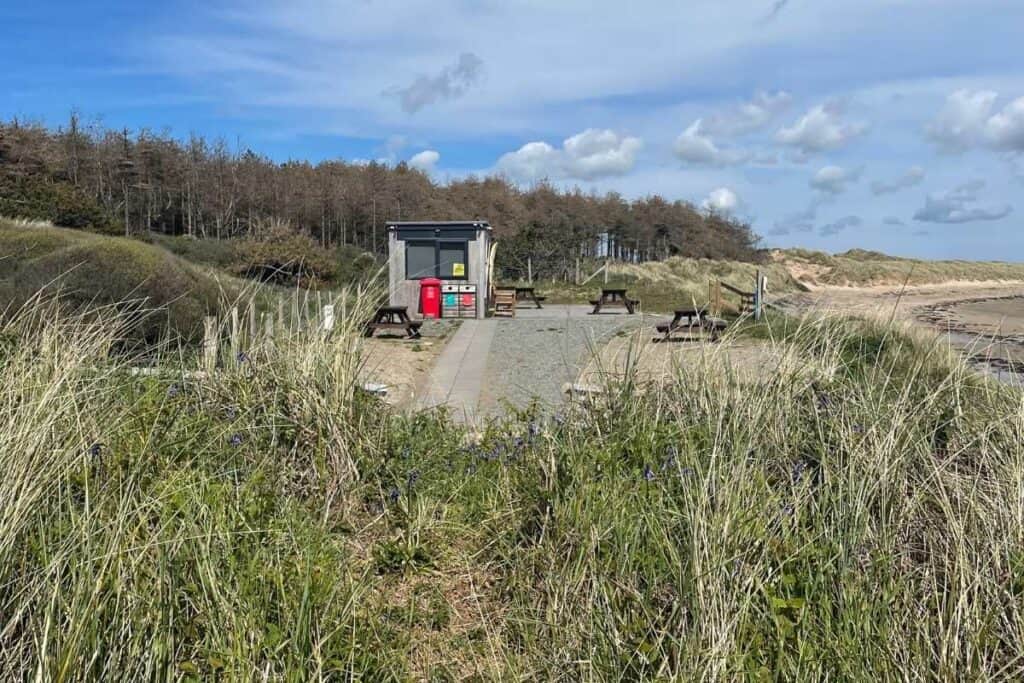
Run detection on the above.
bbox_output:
[386,221,494,320]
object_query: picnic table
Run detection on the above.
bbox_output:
[654,307,727,342]
[363,305,422,339]
[514,286,546,309]
[589,288,640,314]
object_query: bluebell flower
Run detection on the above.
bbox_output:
[513,437,525,450]
[528,421,541,438]
[236,351,250,364]
[852,424,865,434]
[680,467,694,477]
[780,502,794,517]
[552,413,566,426]
[228,433,243,447]
[166,384,180,398]
[88,442,103,458]
[791,460,807,482]
[225,405,238,421]
[643,464,655,482]
[406,469,420,488]
[388,487,400,503]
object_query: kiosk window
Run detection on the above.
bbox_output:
[405,240,469,280]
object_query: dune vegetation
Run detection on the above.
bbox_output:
[775,247,1024,288]
[1,280,1022,679]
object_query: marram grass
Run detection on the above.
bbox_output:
[1,293,1022,680]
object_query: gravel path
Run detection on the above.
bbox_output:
[477,306,651,416]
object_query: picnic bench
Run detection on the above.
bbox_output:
[514,286,546,309]
[590,288,640,314]
[654,307,727,342]
[363,305,422,339]
[493,288,517,317]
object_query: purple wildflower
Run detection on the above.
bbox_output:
[406,469,420,488]
[166,384,180,398]
[88,442,103,458]
[388,487,400,503]
[791,460,807,482]
[236,351,250,364]
[643,464,655,482]
[228,433,243,447]
[781,502,794,517]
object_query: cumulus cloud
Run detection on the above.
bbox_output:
[496,129,642,182]
[871,166,926,195]
[700,90,792,136]
[927,91,1024,153]
[673,120,748,166]
[384,52,483,113]
[913,180,1012,224]
[810,165,861,194]
[987,96,1024,151]
[408,149,440,172]
[776,103,866,154]
[883,216,905,226]
[926,89,998,152]
[819,215,862,236]
[702,187,740,214]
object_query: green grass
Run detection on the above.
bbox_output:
[2,285,1024,679]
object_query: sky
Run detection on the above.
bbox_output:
[2,0,1023,260]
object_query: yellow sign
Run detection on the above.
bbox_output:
[452,263,465,277]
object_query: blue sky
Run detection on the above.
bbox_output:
[2,0,1023,259]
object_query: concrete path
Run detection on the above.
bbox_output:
[418,319,497,422]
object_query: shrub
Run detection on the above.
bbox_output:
[0,173,119,233]
[0,219,225,343]
[233,220,336,286]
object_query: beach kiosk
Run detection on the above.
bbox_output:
[386,221,493,320]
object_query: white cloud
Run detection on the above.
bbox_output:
[883,216,905,226]
[810,165,861,194]
[771,196,829,235]
[383,52,483,113]
[776,103,866,154]
[986,95,1024,151]
[926,89,998,152]
[700,90,792,135]
[673,120,749,166]
[913,180,1012,223]
[408,149,440,172]
[871,166,926,195]
[496,129,642,182]
[702,187,740,214]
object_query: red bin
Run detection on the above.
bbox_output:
[419,277,442,319]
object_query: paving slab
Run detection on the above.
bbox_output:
[418,319,497,423]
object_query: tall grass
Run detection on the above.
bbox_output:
[1,289,1023,679]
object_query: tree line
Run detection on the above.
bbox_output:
[0,114,762,279]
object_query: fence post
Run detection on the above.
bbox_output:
[341,286,348,322]
[203,316,217,373]
[575,258,581,285]
[263,312,273,346]
[248,304,257,349]
[754,269,762,322]
[230,306,240,364]
[527,257,533,285]
[322,304,335,333]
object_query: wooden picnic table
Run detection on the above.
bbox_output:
[590,288,640,314]
[514,286,546,309]
[655,307,727,342]
[363,305,422,339]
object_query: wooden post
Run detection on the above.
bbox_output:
[230,306,240,363]
[754,269,762,322]
[575,258,581,285]
[203,316,217,373]
[604,259,609,284]
[248,304,257,348]
[341,286,348,322]
[322,304,335,333]
[263,312,273,345]
[527,257,533,285]
[277,299,285,334]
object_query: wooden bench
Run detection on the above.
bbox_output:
[493,288,517,317]
[364,306,423,339]
[654,308,727,342]
[590,289,640,314]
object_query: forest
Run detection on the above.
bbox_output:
[0,115,762,279]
